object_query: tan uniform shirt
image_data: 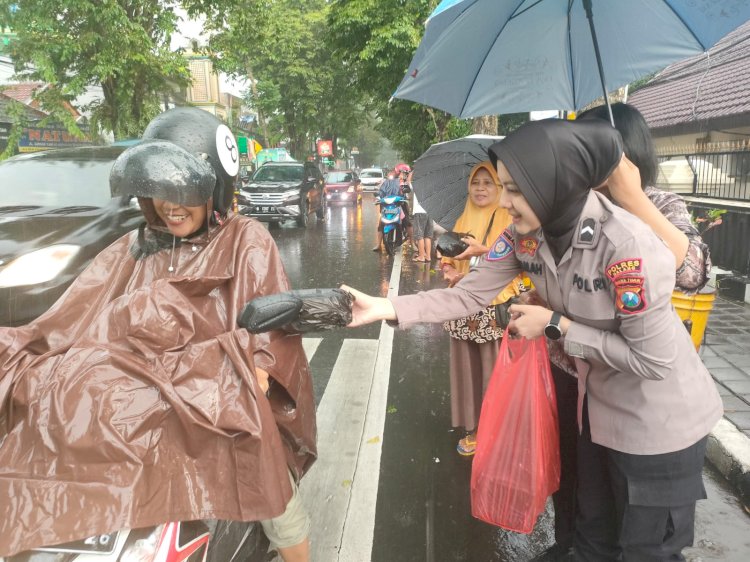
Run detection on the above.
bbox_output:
[392,191,723,455]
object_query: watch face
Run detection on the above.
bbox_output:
[544,323,562,340]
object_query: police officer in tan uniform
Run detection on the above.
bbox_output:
[344,119,723,561]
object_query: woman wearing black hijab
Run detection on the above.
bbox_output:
[342,119,723,561]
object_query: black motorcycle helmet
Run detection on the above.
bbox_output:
[140,106,240,214]
[110,140,217,208]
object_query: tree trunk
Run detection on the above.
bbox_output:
[245,61,269,145]
[472,115,498,135]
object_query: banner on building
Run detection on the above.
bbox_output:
[19,126,93,153]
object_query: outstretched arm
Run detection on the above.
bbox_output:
[341,285,397,327]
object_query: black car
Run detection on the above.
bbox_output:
[237,161,326,227]
[0,146,142,326]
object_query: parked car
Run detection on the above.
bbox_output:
[0,146,143,327]
[359,167,385,191]
[237,161,325,227]
[324,170,362,205]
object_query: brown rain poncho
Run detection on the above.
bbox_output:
[0,213,316,556]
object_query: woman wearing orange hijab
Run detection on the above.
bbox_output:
[440,162,524,455]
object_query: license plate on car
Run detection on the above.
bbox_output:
[35,532,120,554]
[254,206,276,213]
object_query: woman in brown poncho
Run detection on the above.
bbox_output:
[0,108,316,562]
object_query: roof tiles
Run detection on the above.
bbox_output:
[628,19,750,132]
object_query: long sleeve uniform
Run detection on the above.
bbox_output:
[392,191,722,455]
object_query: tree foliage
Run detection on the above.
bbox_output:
[0,0,190,139]
[327,0,472,163]
[186,0,368,160]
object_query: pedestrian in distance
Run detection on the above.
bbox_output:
[411,190,434,262]
[439,162,524,456]
[0,107,315,562]
[532,101,715,562]
[342,118,723,562]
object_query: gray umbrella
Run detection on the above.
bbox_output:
[412,134,503,230]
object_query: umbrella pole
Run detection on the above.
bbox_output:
[582,0,614,126]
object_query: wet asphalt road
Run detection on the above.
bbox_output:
[268,193,750,561]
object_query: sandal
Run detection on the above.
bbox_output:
[456,433,477,456]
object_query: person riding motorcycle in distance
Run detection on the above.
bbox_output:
[0,107,315,562]
[372,168,414,252]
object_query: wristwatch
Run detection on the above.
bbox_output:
[544,311,563,341]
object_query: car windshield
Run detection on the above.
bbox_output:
[326,172,353,183]
[360,170,382,179]
[252,165,304,182]
[0,157,114,208]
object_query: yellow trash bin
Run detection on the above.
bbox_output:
[671,286,716,350]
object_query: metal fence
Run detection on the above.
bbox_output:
[657,148,750,201]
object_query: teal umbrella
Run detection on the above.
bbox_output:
[394,0,750,121]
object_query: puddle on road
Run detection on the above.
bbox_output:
[685,464,750,561]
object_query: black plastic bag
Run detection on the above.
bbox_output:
[436,231,474,257]
[239,288,354,333]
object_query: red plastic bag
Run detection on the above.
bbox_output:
[471,336,561,533]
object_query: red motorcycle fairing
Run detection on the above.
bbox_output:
[2,521,268,562]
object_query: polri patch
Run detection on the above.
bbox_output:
[518,237,539,257]
[487,232,514,261]
[606,257,643,280]
[614,276,647,314]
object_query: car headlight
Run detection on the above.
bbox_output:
[282,189,300,202]
[0,244,81,288]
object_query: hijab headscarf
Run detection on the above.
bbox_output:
[488,119,623,261]
[445,161,521,305]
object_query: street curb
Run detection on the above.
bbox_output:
[707,418,750,509]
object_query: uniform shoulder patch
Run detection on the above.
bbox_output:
[614,276,647,314]
[487,232,514,261]
[606,257,643,280]
[579,218,597,244]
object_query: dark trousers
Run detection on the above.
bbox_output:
[574,402,707,562]
[550,364,579,550]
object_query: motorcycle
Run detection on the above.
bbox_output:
[1,520,268,562]
[375,194,406,257]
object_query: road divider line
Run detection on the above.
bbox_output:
[297,252,402,561]
[339,251,402,560]
[298,338,380,560]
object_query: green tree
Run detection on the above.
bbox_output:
[350,115,383,169]
[0,0,190,139]
[327,0,471,163]
[188,0,368,161]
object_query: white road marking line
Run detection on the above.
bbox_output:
[302,337,323,361]
[295,252,402,561]
[299,338,380,561]
[339,251,402,561]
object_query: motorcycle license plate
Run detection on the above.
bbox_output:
[35,532,120,554]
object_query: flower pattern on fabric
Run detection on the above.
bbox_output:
[644,186,711,294]
[443,305,503,343]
